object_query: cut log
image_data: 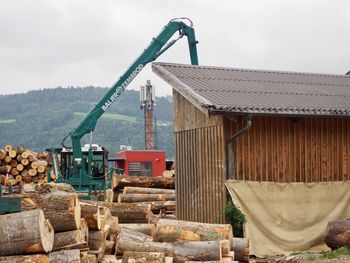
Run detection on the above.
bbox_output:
[81,253,97,263]
[80,218,89,244]
[16,154,23,162]
[107,216,120,240]
[89,224,110,251]
[144,201,176,214]
[10,159,18,167]
[8,149,17,158]
[122,252,165,263]
[162,170,173,178]
[116,239,227,262]
[116,228,153,255]
[4,145,13,152]
[118,193,175,203]
[123,187,175,195]
[15,175,22,182]
[0,149,6,160]
[4,156,12,163]
[49,249,80,263]
[0,209,54,256]
[16,146,25,154]
[16,164,24,172]
[120,223,155,237]
[80,202,102,230]
[10,167,19,176]
[81,200,152,223]
[19,185,81,232]
[28,168,38,176]
[105,188,114,202]
[21,158,29,166]
[231,237,249,262]
[105,240,116,255]
[113,175,175,190]
[154,219,233,243]
[0,166,10,174]
[0,254,49,263]
[325,219,350,249]
[102,255,119,263]
[32,176,39,183]
[53,230,88,251]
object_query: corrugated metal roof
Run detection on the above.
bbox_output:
[152,62,350,116]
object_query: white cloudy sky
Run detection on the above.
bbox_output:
[0,0,349,96]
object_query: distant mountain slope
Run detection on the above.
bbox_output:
[0,87,174,158]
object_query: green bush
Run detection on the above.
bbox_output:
[224,200,245,237]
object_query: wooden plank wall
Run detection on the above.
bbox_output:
[175,126,226,223]
[173,90,226,223]
[227,116,350,182]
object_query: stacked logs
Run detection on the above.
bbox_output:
[0,145,51,186]
[113,175,176,218]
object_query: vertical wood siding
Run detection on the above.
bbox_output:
[175,126,226,223]
[173,90,226,223]
[228,116,350,182]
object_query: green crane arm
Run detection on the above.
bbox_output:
[70,18,198,167]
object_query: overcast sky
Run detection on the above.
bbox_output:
[0,0,349,97]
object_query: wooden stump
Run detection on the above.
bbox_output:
[154,219,233,243]
[325,219,350,249]
[0,209,54,256]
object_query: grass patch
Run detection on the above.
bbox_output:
[320,247,350,259]
[74,112,136,122]
[0,119,16,124]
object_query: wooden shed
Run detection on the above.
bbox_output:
[152,62,350,224]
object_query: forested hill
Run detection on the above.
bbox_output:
[0,87,174,158]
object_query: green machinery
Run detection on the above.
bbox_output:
[0,185,21,213]
[52,18,199,193]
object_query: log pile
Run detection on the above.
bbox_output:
[0,145,52,186]
[113,175,176,219]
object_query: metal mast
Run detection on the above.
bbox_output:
[140,80,156,150]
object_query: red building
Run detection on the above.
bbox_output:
[115,150,166,177]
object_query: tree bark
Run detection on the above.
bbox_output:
[53,230,88,251]
[119,223,155,237]
[17,184,81,232]
[0,254,49,263]
[81,200,152,223]
[116,239,227,263]
[123,187,175,195]
[118,193,175,203]
[113,175,175,190]
[154,219,233,243]
[0,209,54,256]
[122,252,165,263]
[49,249,80,263]
[145,201,176,214]
[116,228,153,255]
[325,219,350,249]
[231,237,249,262]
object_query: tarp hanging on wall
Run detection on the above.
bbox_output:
[225,180,350,257]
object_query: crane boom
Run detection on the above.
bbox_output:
[67,18,198,187]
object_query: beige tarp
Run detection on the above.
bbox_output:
[225,180,350,257]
